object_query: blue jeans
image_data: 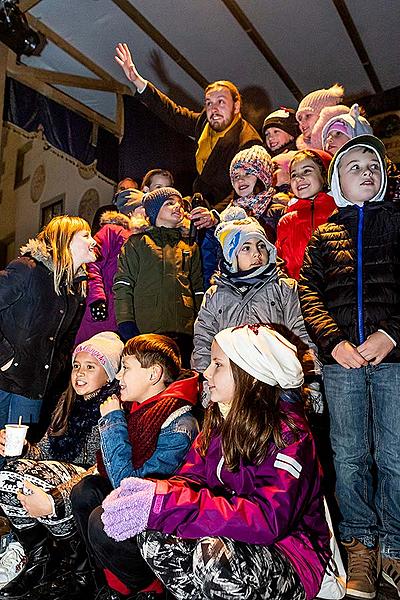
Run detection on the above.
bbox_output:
[323,363,400,558]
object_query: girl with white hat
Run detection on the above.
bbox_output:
[100,324,331,600]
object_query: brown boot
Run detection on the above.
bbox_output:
[382,556,400,596]
[342,538,381,599]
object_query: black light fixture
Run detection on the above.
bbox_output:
[0,0,46,57]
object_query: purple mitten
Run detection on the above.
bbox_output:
[101,478,156,541]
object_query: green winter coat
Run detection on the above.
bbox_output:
[114,227,203,335]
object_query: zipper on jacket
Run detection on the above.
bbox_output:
[356,205,365,344]
[182,250,190,271]
[310,198,315,233]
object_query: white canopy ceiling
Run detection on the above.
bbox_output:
[16,0,400,128]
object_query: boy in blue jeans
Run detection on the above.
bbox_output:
[299,135,400,599]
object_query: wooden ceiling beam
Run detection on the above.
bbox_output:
[19,0,43,12]
[331,0,382,93]
[25,13,118,84]
[220,0,303,101]
[111,0,208,90]
[7,55,121,137]
[11,64,130,94]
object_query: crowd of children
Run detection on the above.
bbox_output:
[0,44,399,600]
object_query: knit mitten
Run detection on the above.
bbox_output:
[101,477,156,541]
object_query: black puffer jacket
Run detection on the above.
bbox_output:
[299,200,400,364]
[0,240,85,399]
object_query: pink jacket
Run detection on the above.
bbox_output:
[147,401,330,599]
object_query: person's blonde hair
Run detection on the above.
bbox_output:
[37,215,91,295]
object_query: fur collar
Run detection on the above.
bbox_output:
[20,238,55,271]
[19,238,86,279]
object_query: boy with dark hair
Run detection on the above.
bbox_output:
[114,187,203,364]
[299,135,400,599]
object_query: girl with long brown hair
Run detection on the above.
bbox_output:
[99,324,331,600]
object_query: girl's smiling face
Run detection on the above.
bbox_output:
[71,352,108,398]
[290,158,324,199]
[231,168,257,198]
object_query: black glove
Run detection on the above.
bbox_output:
[118,321,140,342]
[90,300,108,321]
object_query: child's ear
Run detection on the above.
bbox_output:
[142,186,150,193]
[150,364,163,384]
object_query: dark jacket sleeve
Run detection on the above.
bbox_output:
[139,82,201,138]
[113,238,138,325]
[299,230,346,356]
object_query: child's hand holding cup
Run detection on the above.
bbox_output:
[3,419,28,457]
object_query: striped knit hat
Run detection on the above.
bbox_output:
[215,206,269,272]
[230,145,273,189]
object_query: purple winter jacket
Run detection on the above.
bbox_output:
[147,401,330,600]
[75,219,132,345]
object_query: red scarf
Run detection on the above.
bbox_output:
[97,395,190,477]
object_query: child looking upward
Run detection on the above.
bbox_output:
[299,135,400,598]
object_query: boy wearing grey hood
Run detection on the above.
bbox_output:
[299,135,400,599]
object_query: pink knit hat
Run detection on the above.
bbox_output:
[296,84,344,121]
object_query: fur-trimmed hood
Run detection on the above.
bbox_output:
[19,237,87,281]
[99,210,150,236]
[19,238,55,272]
[100,211,131,229]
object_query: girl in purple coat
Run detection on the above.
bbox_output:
[75,210,148,345]
[100,324,330,600]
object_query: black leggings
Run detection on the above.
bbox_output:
[71,475,154,592]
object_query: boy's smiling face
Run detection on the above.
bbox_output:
[338,147,382,206]
[264,127,293,152]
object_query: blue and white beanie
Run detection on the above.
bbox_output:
[215,206,269,272]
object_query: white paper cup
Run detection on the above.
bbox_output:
[4,425,28,457]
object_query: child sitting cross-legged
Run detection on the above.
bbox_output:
[71,333,199,599]
[0,332,124,599]
[99,324,331,600]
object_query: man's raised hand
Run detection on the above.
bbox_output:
[115,43,146,92]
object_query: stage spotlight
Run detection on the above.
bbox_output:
[0,0,46,57]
